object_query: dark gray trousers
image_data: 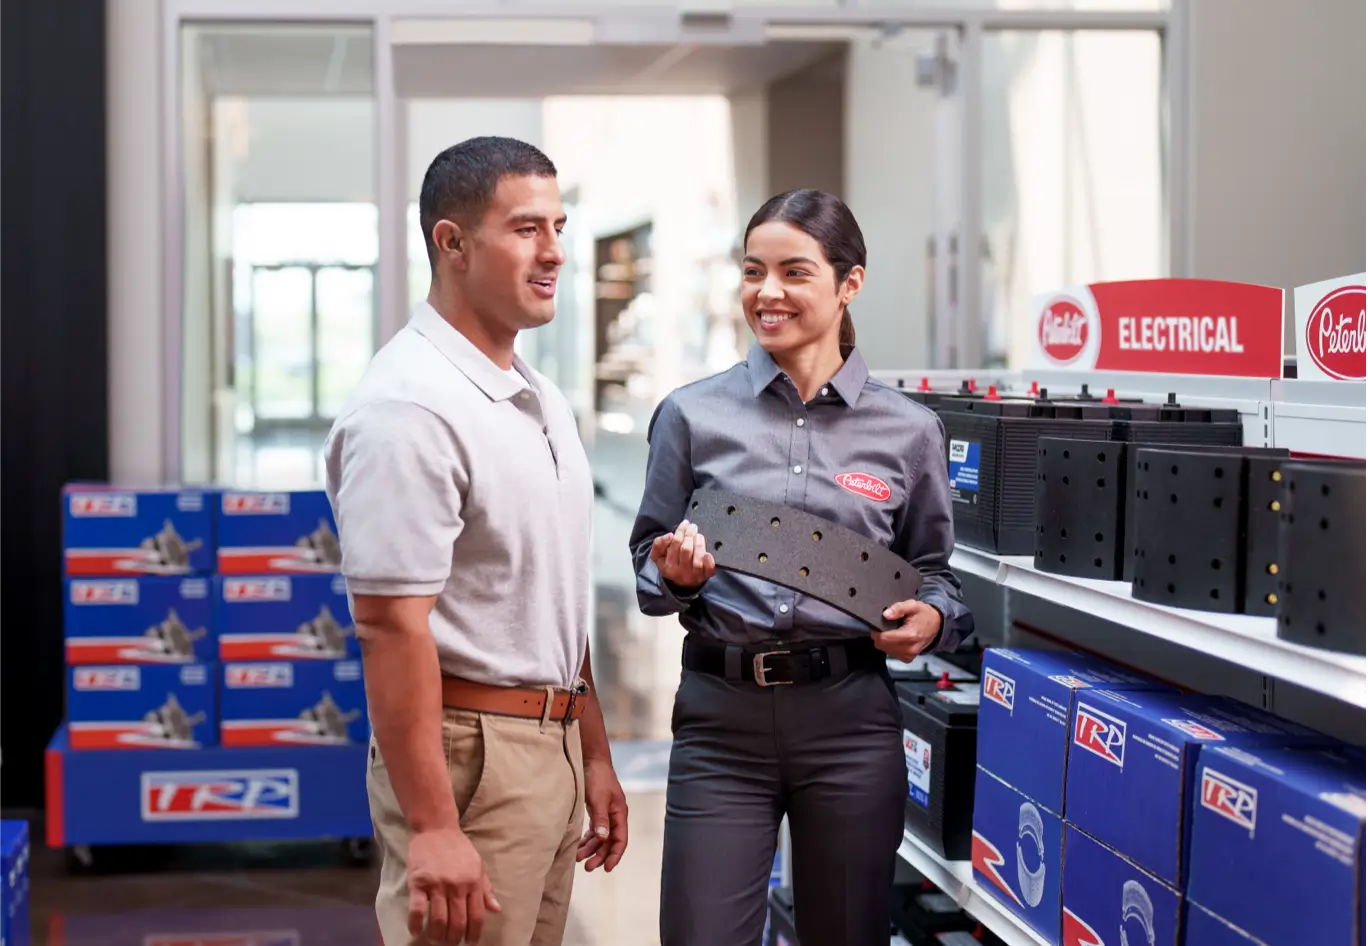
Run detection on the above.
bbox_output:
[659,663,906,946]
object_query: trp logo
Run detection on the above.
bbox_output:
[221,493,290,516]
[983,668,1015,712]
[225,663,293,688]
[1074,703,1127,768]
[141,769,300,821]
[69,493,136,517]
[70,580,140,605]
[224,578,292,602]
[74,667,140,691]
[1201,768,1257,835]
[1049,675,1092,690]
[1163,718,1226,741]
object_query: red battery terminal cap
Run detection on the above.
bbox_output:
[917,376,933,392]
[985,384,1002,401]
[936,670,954,690]
[1103,387,1119,404]
[1027,380,1040,396]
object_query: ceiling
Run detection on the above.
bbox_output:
[189,25,845,99]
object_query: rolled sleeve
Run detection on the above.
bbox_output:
[628,395,702,616]
[897,414,974,652]
[329,400,466,597]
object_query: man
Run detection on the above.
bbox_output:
[324,136,628,946]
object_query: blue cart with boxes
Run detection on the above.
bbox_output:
[46,485,375,868]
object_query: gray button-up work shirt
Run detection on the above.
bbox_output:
[629,343,973,650]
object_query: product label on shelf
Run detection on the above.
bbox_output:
[1292,273,1366,381]
[947,439,980,504]
[903,729,932,808]
[1029,279,1285,378]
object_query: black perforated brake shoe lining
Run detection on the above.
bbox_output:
[686,488,923,631]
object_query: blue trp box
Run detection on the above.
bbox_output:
[1183,901,1265,946]
[62,485,214,577]
[66,664,216,750]
[218,573,357,661]
[219,660,368,748]
[1,820,29,946]
[976,647,1171,815]
[216,490,341,575]
[971,766,1063,944]
[1187,744,1365,946]
[1065,689,1332,887]
[64,576,216,665]
[1063,824,1182,946]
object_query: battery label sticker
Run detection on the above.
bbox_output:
[947,439,980,505]
[903,729,933,808]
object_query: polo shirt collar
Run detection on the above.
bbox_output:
[745,341,869,407]
[410,302,530,402]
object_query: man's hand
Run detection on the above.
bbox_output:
[576,758,629,872]
[871,599,943,661]
[649,520,716,590]
[407,826,501,944]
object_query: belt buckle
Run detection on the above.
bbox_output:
[752,650,793,687]
[564,680,589,720]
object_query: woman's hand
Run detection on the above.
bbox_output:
[871,598,943,661]
[649,519,716,590]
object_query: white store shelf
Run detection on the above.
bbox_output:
[896,829,1051,946]
[949,546,1367,707]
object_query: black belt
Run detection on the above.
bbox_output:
[682,635,884,687]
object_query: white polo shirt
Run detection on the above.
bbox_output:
[323,302,593,689]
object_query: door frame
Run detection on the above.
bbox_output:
[158,0,1187,481]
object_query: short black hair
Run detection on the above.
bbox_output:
[418,136,558,266]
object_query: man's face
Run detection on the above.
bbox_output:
[462,174,566,333]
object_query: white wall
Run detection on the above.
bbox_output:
[1189,0,1366,355]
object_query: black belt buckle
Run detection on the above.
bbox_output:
[752,649,794,687]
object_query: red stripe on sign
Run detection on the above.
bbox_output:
[220,724,302,747]
[45,743,65,847]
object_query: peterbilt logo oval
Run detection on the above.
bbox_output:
[1306,285,1366,381]
[1039,298,1089,364]
[835,472,891,502]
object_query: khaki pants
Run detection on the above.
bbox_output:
[368,707,586,946]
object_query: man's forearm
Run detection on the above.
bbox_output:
[578,650,613,764]
[356,599,460,834]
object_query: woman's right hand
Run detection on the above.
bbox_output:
[649,519,717,590]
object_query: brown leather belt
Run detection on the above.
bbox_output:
[440,676,587,722]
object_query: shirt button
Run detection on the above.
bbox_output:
[793,465,802,474]
[779,604,790,614]
[796,418,805,427]
[821,386,829,396]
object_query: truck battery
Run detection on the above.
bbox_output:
[64,576,215,665]
[1063,688,1333,887]
[1033,410,1247,581]
[1062,824,1181,946]
[898,679,980,860]
[976,647,1171,817]
[66,664,216,750]
[1187,743,1364,946]
[971,766,1064,945]
[219,660,368,747]
[938,396,1116,554]
[887,651,978,685]
[1,820,29,946]
[62,485,214,577]
[765,886,799,946]
[218,573,358,661]
[216,490,341,575]
[1276,459,1367,655]
[891,882,979,940]
[1131,446,1305,615]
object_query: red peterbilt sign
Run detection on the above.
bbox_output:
[1030,279,1285,378]
[1292,273,1366,381]
[834,472,890,502]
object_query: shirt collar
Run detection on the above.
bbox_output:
[410,302,531,403]
[745,341,869,407]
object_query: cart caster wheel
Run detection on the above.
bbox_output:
[342,837,375,866]
[64,845,95,874]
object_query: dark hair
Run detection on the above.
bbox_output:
[419,136,558,267]
[743,189,866,349]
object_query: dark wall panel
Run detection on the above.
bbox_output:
[2,0,110,808]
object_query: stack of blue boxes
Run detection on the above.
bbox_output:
[1,821,30,946]
[971,647,1365,946]
[60,484,368,754]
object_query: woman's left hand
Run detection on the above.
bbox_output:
[871,599,943,661]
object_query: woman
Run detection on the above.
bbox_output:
[628,189,973,946]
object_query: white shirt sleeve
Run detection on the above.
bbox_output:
[327,399,466,597]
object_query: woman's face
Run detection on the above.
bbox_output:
[741,221,862,357]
